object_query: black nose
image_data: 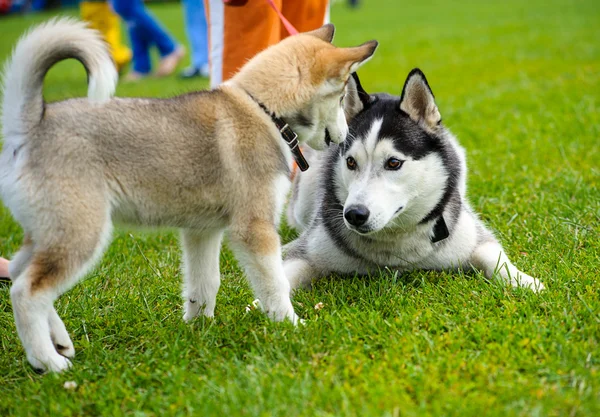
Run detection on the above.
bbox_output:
[344,205,370,227]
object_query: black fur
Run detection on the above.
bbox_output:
[321,147,372,262]
[322,70,464,254]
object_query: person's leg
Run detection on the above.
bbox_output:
[182,0,209,76]
[112,0,152,75]
[80,1,132,71]
[121,20,152,78]
[205,0,281,87]
[113,0,184,76]
[281,0,329,40]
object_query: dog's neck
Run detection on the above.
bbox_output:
[243,91,310,172]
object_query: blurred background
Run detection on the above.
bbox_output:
[0,1,599,414]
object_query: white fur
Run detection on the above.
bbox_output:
[272,174,292,227]
[285,116,545,292]
[340,120,447,234]
[302,80,349,150]
[181,228,225,321]
[0,18,117,236]
[10,217,112,372]
[232,248,298,323]
[1,17,116,139]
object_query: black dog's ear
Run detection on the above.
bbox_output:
[343,72,370,121]
[399,68,441,130]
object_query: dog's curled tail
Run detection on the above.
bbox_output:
[1,17,118,138]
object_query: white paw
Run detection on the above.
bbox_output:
[54,341,75,359]
[183,299,214,322]
[50,330,75,359]
[512,273,545,293]
[183,299,201,322]
[254,298,301,325]
[28,352,72,373]
[49,309,75,358]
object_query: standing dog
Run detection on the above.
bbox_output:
[285,70,544,292]
[0,18,378,372]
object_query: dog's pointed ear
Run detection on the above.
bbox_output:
[400,69,441,129]
[305,23,335,43]
[330,40,378,80]
[343,72,370,121]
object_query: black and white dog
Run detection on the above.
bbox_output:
[284,69,544,292]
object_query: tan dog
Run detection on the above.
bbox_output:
[0,18,378,372]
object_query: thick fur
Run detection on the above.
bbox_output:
[285,70,544,294]
[0,19,378,372]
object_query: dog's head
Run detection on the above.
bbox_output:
[335,69,462,235]
[232,24,378,150]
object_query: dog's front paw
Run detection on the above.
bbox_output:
[28,352,72,373]
[252,298,301,325]
[512,272,545,293]
[183,299,215,322]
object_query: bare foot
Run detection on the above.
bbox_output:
[123,71,148,82]
[0,257,9,279]
[156,46,185,77]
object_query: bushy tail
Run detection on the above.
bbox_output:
[1,17,118,139]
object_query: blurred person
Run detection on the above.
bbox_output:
[111,0,185,80]
[180,0,209,78]
[205,0,329,87]
[80,0,132,72]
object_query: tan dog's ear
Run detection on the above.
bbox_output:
[330,40,378,80]
[305,23,335,43]
[399,68,441,130]
[344,72,370,121]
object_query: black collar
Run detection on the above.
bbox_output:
[431,216,449,243]
[247,95,309,172]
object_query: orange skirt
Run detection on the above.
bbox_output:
[205,0,329,87]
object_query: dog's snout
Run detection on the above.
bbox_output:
[344,205,370,227]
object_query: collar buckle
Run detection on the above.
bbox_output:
[431,216,450,243]
[245,93,309,172]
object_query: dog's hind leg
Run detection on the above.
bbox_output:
[181,228,224,321]
[229,219,298,323]
[48,306,75,358]
[470,240,544,292]
[10,212,112,373]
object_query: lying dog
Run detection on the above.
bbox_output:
[0,18,378,372]
[285,70,544,293]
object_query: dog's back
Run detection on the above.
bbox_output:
[0,19,381,372]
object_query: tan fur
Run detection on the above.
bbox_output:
[0,20,378,372]
[29,252,64,292]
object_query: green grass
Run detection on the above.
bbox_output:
[1,0,599,415]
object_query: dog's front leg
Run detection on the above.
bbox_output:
[181,228,225,321]
[470,240,545,292]
[230,219,299,323]
[283,258,319,291]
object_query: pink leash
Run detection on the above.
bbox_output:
[263,0,299,35]
[224,0,299,35]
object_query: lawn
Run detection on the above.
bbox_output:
[0,0,599,415]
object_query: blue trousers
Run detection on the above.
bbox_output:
[112,0,177,74]
[183,0,209,69]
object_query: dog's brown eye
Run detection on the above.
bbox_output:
[385,158,404,170]
[346,156,357,170]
